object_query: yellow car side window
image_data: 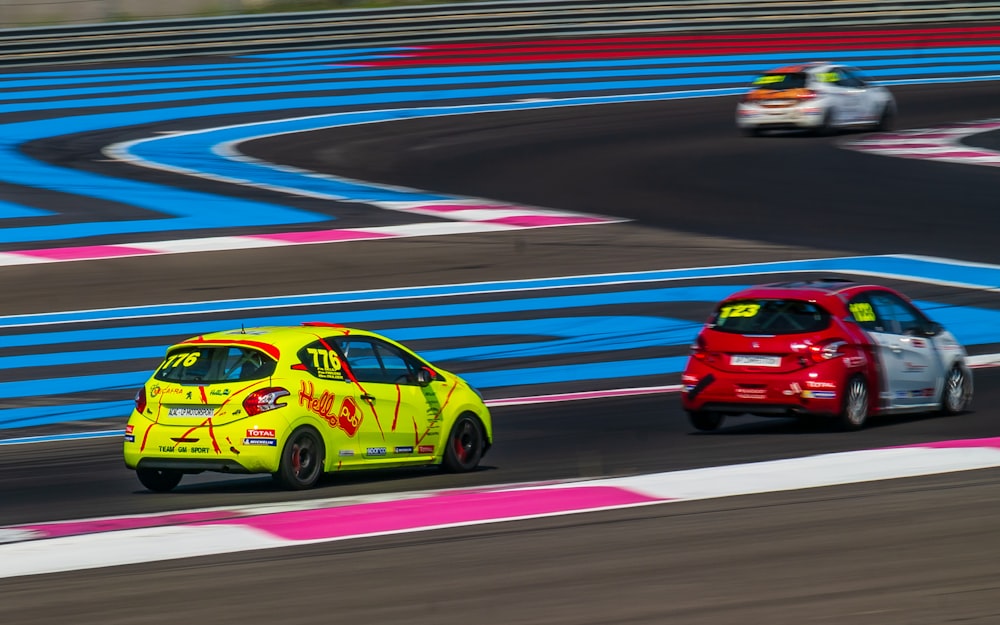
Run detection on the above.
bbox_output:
[307,348,342,370]
[303,346,345,381]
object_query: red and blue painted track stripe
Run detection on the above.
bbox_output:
[347,27,1000,66]
[4,255,1000,435]
[0,27,999,249]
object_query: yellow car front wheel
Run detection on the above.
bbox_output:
[441,414,485,473]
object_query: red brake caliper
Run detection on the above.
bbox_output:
[454,427,467,462]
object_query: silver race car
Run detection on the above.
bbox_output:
[736,62,896,136]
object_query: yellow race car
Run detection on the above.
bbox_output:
[124,322,492,492]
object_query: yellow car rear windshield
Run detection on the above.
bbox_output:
[154,346,276,384]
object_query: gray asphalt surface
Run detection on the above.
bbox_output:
[5,472,1000,624]
[2,79,1000,623]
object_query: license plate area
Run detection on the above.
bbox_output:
[735,384,768,399]
[166,406,218,418]
[730,355,781,367]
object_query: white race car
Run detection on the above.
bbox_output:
[736,62,895,136]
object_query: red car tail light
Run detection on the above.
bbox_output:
[690,335,708,361]
[134,386,146,413]
[809,340,846,364]
[243,387,290,416]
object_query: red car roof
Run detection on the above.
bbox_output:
[722,280,899,308]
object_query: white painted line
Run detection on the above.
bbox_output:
[485,385,683,406]
[141,236,288,253]
[842,119,1000,167]
[4,439,1000,579]
[578,446,1000,501]
[5,252,1000,325]
[968,353,1000,368]
[0,525,285,578]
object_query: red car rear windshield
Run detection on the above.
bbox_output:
[710,299,831,335]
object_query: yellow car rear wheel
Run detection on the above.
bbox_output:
[273,426,325,490]
[136,467,183,493]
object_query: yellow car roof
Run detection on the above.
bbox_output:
[170,323,380,360]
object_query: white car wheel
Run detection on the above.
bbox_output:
[941,366,971,415]
[839,375,869,429]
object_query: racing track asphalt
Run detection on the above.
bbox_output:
[3,80,1000,623]
[7,470,1000,625]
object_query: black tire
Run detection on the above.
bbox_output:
[688,411,724,432]
[940,365,972,415]
[136,467,182,493]
[874,104,894,131]
[740,125,760,137]
[838,375,869,430]
[815,111,834,136]
[441,414,485,473]
[274,426,325,490]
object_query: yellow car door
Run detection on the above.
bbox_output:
[291,338,363,465]
[335,337,446,461]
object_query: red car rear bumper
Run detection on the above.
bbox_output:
[681,359,858,417]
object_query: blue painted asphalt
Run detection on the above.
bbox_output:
[4,37,1000,437]
[5,256,1000,431]
[0,200,51,219]
[2,44,1000,242]
[7,254,1000,328]
[10,55,1000,102]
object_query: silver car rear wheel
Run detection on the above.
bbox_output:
[874,104,894,131]
[941,366,971,415]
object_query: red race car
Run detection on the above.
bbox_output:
[681,279,972,431]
